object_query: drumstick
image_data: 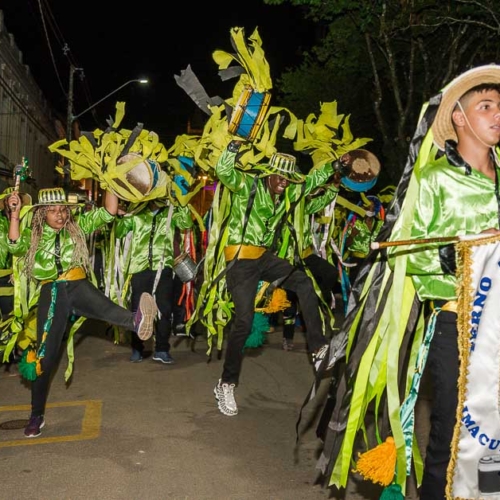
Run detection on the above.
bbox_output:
[371,233,495,249]
[371,236,459,249]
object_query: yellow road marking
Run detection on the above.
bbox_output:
[0,400,102,447]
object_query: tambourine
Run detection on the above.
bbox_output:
[228,85,271,142]
[334,149,381,192]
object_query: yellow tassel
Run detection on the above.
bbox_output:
[352,436,397,487]
[261,288,291,314]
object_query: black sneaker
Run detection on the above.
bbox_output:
[24,415,45,438]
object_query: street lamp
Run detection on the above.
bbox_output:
[71,78,149,122]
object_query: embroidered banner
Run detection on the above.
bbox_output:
[448,234,500,500]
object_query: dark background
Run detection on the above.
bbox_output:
[2,0,315,144]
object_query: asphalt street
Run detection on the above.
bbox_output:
[0,318,428,500]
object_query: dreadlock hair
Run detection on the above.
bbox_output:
[23,206,91,283]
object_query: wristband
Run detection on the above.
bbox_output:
[227,140,244,154]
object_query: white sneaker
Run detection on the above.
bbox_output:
[134,293,158,341]
[214,379,238,416]
[312,343,330,372]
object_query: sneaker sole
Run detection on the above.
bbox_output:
[24,420,45,438]
[137,294,158,341]
[213,387,238,416]
[152,356,174,365]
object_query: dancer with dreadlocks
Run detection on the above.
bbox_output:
[6,187,157,438]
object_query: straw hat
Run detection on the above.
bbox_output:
[35,187,78,206]
[253,152,305,183]
[0,187,32,211]
[432,64,500,150]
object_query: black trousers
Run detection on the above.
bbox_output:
[0,274,13,320]
[222,251,327,384]
[420,308,459,499]
[283,254,338,341]
[130,268,173,353]
[303,254,338,306]
[32,278,134,416]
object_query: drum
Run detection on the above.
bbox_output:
[116,153,161,199]
[338,149,381,193]
[228,85,271,142]
[173,252,197,282]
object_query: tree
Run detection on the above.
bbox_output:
[266,0,500,182]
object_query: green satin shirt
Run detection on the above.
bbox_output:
[9,207,115,281]
[405,152,500,301]
[301,185,339,250]
[347,217,383,258]
[0,215,12,270]
[114,204,193,274]
[215,148,335,248]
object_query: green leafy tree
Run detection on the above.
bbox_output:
[266,0,500,182]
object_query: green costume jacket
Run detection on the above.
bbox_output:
[301,185,339,252]
[114,204,193,274]
[9,207,114,282]
[215,148,335,248]
[404,149,500,301]
[347,217,384,259]
[0,215,12,271]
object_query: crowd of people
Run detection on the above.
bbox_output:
[2,60,500,499]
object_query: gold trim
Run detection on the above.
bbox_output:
[301,246,314,259]
[224,245,266,262]
[40,267,86,285]
[429,300,458,314]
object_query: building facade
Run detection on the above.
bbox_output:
[0,10,60,197]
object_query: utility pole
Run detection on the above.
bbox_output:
[66,65,75,143]
[65,65,83,189]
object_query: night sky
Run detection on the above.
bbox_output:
[2,0,315,145]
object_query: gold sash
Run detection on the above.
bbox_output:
[40,267,87,285]
[224,245,266,262]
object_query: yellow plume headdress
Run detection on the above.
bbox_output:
[49,102,169,203]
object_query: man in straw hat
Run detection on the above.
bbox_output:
[407,64,500,498]
[314,64,500,498]
[211,139,338,417]
[6,187,158,438]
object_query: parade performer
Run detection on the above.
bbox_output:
[339,193,385,302]
[281,173,341,351]
[211,140,336,416]
[0,187,31,366]
[7,187,157,438]
[315,64,500,499]
[114,196,193,364]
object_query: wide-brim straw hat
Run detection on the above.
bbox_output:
[253,152,305,183]
[432,64,500,150]
[0,187,32,211]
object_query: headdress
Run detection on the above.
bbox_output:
[432,64,500,150]
[253,152,305,183]
[0,187,32,211]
